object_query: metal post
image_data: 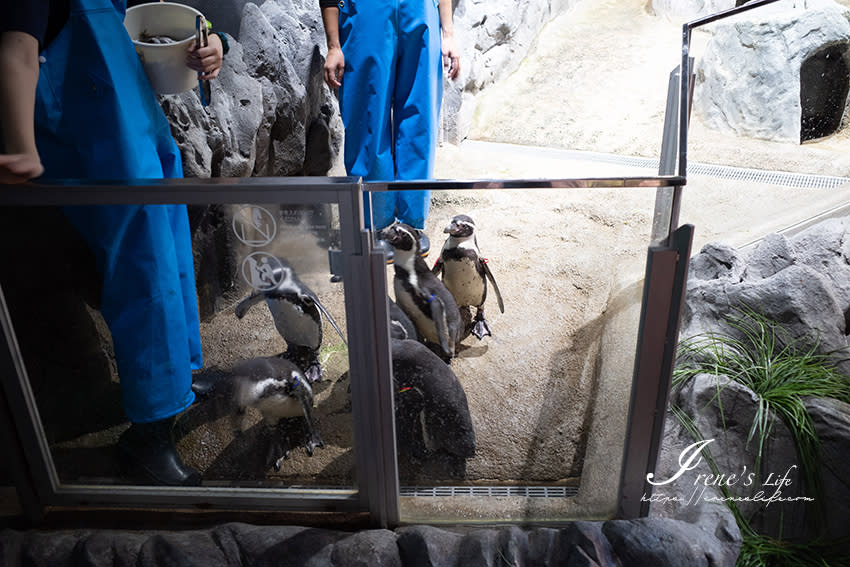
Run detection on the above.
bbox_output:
[651,66,683,246]
[618,224,694,518]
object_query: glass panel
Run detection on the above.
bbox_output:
[0,202,354,490]
[390,182,656,522]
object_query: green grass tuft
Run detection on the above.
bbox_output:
[672,306,850,566]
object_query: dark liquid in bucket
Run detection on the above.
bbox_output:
[138,32,178,44]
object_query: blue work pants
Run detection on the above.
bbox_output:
[34,0,202,423]
[337,0,443,230]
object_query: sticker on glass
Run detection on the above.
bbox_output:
[233,205,277,247]
[241,252,284,291]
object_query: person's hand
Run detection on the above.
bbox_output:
[324,46,345,89]
[187,33,223,80]
[442,36,460,81]
[0,153,43,184]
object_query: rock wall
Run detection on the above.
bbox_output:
[692,0,850,144]
[655,372,850,545]
[160,0,343,179]
[652,217,850,549]
[0,520,740,566]
[160,0,582,175]
[681,217,850,376]
[443,0,581,144]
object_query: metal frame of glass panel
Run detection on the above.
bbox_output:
[618,0,784,518]
[0,0,786,528]
[0,178,377,517]
[1,175,683,529]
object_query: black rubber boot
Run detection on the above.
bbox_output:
[374,237,395,264]
[117,416,201,486]
[416,230,430,258]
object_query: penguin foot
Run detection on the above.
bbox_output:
[304,435,324,457]
[272,450,292,471]
[265,432,291,471]
[304,362,322,383]
[471,318,492,340]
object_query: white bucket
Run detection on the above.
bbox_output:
[124,2,203,95]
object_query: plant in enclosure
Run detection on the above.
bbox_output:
[672,306,850,566]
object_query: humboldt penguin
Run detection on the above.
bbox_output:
[392,338,476,475]
[234,257,346,382]
[388,296,419,341]
[231,356,323,469]
[381,222,462,359]
[432,214,504,340]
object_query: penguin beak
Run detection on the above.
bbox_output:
[443,223,454,234]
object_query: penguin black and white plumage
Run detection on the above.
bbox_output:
[391,338,475,473]
[388,297,419,341]
[231,357,323,470]
[234,257,346,382]
[432,214,504,340]
[381,222,462,359]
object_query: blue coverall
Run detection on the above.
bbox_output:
[34,0,202,423]
[337,0,443,230]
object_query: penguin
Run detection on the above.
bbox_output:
[391,338,476,474]
[381,222,463,359]
[230,357,323,470]
[432,214,504,340]
[234,257,346,382]
[388,296,419,341]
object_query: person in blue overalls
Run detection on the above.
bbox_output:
[320,0,461,261]
[0,0,224,485]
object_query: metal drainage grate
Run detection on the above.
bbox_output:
[461,142,850,190]
[400,486,579,498]
[686,162,849,189]
[567,152,850,190]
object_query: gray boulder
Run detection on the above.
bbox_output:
[158,0,342,179]
[693,0,850,143]
[396,525,463,567]
[669,220,850,548]
[683,223,850,374]
[806,396,850,549]
[161,0,582,164]
[162,38,265,179]
[688,242,746,282]
[240,2,308,176]
[655,373,801,540]
[788,217,850,314]
[657,373,850,547]
[169,0,254,39]
[741,232,794,281]
[603,517,738,567]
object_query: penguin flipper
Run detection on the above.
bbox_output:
[312,297,347,346]
[234,292,265,319]
[429,295,453,357]
[431,258,444,277]
[296,387,324,456]
[482,262,505,314]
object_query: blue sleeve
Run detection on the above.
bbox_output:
[0,0,50,44]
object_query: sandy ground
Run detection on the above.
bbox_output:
[39,0,850,519]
